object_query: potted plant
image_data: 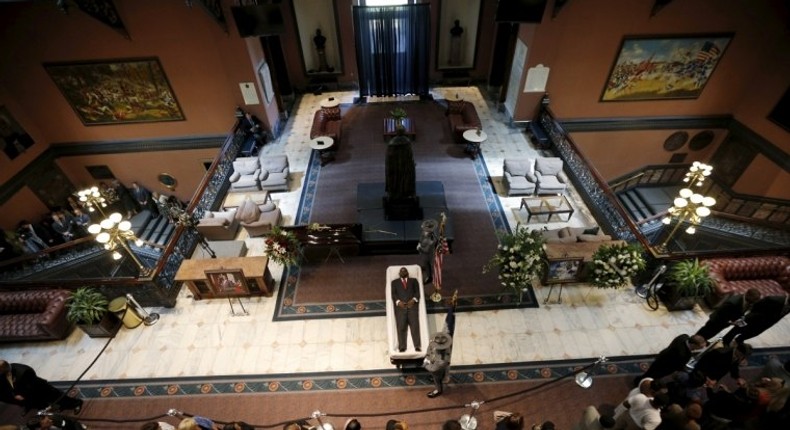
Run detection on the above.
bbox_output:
[390,107,408,129]
[659,259,714,311]
[66,287,121,338]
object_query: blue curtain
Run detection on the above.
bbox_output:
[353,5,431,97]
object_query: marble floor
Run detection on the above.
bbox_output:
[1,87,788,384]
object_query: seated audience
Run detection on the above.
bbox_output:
[656,403,702,430]
[223,423,254,430]
[343,419,361,430]
[141,422,176,430]
[613,392,669,430]
[573,406,615,430]
[757,357,790,386]
[178,417,219,430]
[385,420,408,430]
[494,411,524,430]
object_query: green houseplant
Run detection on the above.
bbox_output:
[659,259,714,311]
[66,287,120,338]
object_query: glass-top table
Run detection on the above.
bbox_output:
[519,194,574,222]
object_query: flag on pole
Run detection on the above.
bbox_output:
[433,213,449,292]
[444,289,458,337]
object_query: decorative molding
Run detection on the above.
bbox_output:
[559,115,732,132]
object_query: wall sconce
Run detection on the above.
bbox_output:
[88,212,150,276]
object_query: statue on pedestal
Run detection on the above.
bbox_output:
[384,133,421,220]
[313,29,331,72]
[449,20,464,66]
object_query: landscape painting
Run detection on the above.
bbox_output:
[601,34,732,101]
[45,58,184,125]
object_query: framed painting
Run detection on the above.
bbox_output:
[206,269,250,297]
[601,34,733,102]
[44,57,185,125]
[544,258,584,285]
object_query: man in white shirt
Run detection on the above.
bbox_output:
[613,392,669,430]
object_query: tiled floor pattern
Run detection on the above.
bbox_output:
[2,87,789,398]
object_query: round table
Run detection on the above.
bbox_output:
[320,97,340,109]
[310,136,335,166]
[462,129,487,160]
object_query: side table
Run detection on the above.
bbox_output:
[310,136,335,166]
[462,129,487,160]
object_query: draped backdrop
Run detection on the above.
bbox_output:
[353,4,431,97]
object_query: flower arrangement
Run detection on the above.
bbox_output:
[263,226,301,267]
[390,107,407,120]
[590,243,646,289]
[483,226,545,302]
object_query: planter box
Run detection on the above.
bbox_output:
[77,313,122,338]
[658,287,702,311]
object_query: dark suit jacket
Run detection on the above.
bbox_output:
[646,334,693,379]
[694,346,740,381]
[0,363,42,408]
[711,294,749,323]
[745,295,788,327]
[391,277,420,305]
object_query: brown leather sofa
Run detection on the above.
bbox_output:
[0,289,73,342]
[310,109,342,143]
[705,256,790,307]
[446,100,482,143]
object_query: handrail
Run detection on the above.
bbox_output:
[609,171,645,189]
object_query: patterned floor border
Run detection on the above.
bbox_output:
[273,114,537,321]
[61,348,790,399]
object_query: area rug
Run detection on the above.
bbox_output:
[275,99,536,320]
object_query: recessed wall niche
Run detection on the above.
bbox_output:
[436,0,482,70]
[292,0,343,76]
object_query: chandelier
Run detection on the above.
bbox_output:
[660,162,716,248]
[76,186,116,218]
[87,212,150,275]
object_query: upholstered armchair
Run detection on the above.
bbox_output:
[503,158,537,196]
[229,157,261,192]
[535,157,567,195]
[260,155,290,192]
[235,198,282,237]
[196,209,240,241]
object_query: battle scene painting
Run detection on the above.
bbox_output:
[45,58,184,125]
[601,34,732,101]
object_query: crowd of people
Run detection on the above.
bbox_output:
[0,179,183,263]
[573,287,790,430]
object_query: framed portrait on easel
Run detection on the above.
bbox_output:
[206,269,249,297]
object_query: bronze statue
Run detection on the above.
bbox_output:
[385,134,416,200]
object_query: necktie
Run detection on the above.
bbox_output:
[402,278,407,289]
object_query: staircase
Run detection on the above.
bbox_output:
[616,186,678,226]
[129,210,176,259]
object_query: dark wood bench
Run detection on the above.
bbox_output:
[529,121,550,149]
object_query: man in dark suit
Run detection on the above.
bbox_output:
[391,267,422,352]
[693,341,752,384]
[696,288,761,340]
[723,294,790,345]
[0,360,83,414]
[637,334,706,384]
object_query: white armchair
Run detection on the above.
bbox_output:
[229,157,261,192]
[503,158,537,196]
[535,157,567,195]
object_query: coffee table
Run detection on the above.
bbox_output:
[222,190,271,210]
[519,195,574,222]
[383,118,416,141]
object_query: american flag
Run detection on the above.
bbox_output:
[696,41,721,62]
[433,213,450,291]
